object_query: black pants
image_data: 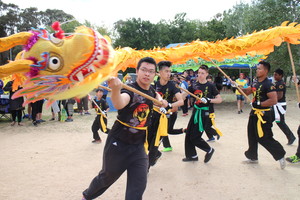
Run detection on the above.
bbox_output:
[91,115,108,140]
[163,112,183,148]
[245,111,286,161]
[275,106,295,141]
[181,98,188,114]
[148,112,162,166]
[11,110,22,122]
[78,96,89,111]
[184,109,211,158]
[83,135,148,200]
[204,116,218,139]
[296,125,300,157]
[31,100,44,121]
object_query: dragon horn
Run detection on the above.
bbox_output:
[0,32,33,52]
[0,59,33,79]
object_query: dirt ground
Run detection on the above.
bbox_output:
[0,90,299,200]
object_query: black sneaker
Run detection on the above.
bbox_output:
[182,157,198,162]
[150,151,162,166]
[240,110,243,113]
[204,148,214,163]
[287,136,296,145]
[32,121,38,126]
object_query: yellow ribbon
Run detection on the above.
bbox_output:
[116,119,149,153]
[96,108,107,133]
[153,107,169,147]
[209,113,223,136]
[252,108,270,138]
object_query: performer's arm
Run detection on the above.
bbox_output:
[276,91,283,101]
[210,94,222,104]
[261,91,277,107]
[155,92,168,107]
[172,92,184,108]
[241,86,253,96]
[108,77,130,110]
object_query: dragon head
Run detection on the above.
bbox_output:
[0,22,116,105]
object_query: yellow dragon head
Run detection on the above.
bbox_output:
[0,22,116,106]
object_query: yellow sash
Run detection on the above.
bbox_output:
[117,119,149,153]
[209,113,223,136]
[153,107,168,147]
[252,108,271,138]
[96,108,107,133]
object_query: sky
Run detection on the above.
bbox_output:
[3,0,252,29]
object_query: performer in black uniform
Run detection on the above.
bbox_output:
[91,88,110,143]
[272,68,296,145]
[242,61,286,169]
[148,61,184,167]
[182,65,222,163]
[82,57,167,200]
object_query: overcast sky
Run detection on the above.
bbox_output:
[3,0,252,28]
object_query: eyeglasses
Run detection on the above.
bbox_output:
[139,67,156,74]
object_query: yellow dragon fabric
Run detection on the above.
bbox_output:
[0,21,300,104]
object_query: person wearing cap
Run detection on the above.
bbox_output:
[273,68,296,145]
[90,88,110,143]
[235,73,248,114]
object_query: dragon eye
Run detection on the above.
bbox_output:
[49,57,61,70]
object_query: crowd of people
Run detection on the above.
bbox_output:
[0,57,299,200]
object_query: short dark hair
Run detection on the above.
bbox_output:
[259,61,271,72]
[137,57,157,71]
[199,64,209,72]
[158,61,172,71]
[274,68,283,76]
[96,88,103,93]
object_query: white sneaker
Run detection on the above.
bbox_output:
[279,157,286,169]
[242,159,259,164]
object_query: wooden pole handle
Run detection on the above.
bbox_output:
[206,57,252,102]
[176,85,201,101]
[122,83,163,106]
[98,85,112,92]
[287,43,300,102]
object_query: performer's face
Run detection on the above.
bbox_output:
[96,91,103,99]
[256,64,268,78]
[159,67,171,81]
[273,72,282,81]
[136,62,156,86]
[197,68,208,82]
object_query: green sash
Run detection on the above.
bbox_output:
[194,104,209,132]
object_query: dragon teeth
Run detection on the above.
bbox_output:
[76,71,84,82]
[89,65,96,72]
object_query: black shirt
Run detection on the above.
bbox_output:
[154,80,180,103]
[188,81,219,112]
[92,98,109,112]
[274,79,286,102]
[110,82,156,144]
[251,78,276,109]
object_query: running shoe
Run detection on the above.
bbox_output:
[204,148,214,163]
[162,147,173,152]
[279,157,286,169]
[182,156,198,162]
[286,155,300,163]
